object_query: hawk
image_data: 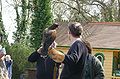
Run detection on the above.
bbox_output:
[40,23,59,57]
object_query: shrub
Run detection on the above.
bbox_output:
[6,43,34,79]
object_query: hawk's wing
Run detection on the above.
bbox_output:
[41,29,57,56]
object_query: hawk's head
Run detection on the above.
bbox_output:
[48,23,59,30]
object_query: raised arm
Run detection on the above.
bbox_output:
[28,51,41,62]
[48,41,84,66]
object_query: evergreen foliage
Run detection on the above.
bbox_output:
[13,0,28,43]
[7,43,34,79]
[30,0,53,49]
[0,12,8,43]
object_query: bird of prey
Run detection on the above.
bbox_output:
[40,23,59,57]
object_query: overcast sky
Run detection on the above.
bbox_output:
[2,0,16,43]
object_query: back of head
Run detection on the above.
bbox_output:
[68,22,83,37]
[48,23,59,30]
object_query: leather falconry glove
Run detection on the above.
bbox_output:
[48,48,65,63]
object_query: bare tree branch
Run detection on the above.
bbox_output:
[53,1,79,12]
[5,0,15,7]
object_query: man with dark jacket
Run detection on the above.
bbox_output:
[48,22,104,79]
[48,22,88,79]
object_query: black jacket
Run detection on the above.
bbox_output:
[60,40,88,79]
[83,54,105,79]
[28,51,60,79]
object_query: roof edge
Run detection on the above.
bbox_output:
[88,22,120,26]
[57,46,120,50]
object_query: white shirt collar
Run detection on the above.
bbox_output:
[72,36,82,44]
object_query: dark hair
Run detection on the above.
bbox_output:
[69,22,83,37]
[48,23,59,30]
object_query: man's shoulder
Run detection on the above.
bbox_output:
[72,40,83,45]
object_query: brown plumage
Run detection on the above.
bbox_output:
[40,23,59,57]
